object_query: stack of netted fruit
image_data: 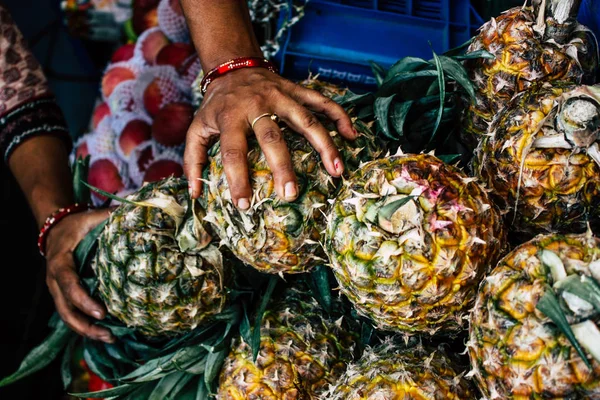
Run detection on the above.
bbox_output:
[3,0,600,399]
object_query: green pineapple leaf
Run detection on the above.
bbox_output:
[149,371,189,400]
[536,289,592,369]
[121,382,160,399]
[383,57,430,84]
[360,321,374,352]
[203,342,229,391]
[376,70,438,97]
[195,376,210,400]
[165,373,196,400]
[333,91,374,108]
[429,50,446,145]
[240,303,252,345]
[453,49,495,60]
[370,61,387,87]
[437,154,462,164]
[60,336,77,389]
[554,274,600,313]
[443,37,474,57]
[374,94,396,139]
[70,383,140,398]
[0,319,73,387]
[83,338,119,381]
[309,265,332,313]
[251,276,279,362]
[390,100,414,138]
[82,182,136,206]
[436,55,476,100]
[72,156,91,205]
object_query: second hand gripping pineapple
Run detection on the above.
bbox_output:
[322,338,474,400]
[205,80,379,275]
[216,287,358,399]
[475,83,600,237]
[93,177,228,337]
[324,154,504,335]
[468,232,600,399]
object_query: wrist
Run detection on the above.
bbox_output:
[200,57,277,95]
[38,203,93,257]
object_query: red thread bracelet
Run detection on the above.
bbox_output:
[200,57,278,95]
[38,203,93,257]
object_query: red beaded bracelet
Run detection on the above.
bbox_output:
[38,203,93,257]
[199,57,278,95]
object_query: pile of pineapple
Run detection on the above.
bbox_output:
[4,0,600,399]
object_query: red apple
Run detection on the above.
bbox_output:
[102,66,135,99]
[111,43,135,63]
[118,120,152,157]
[151,102,193,147]
[133,7,159,36]
[156,43,195,70]
[139,29,169,64]
[88,159,125,202]
[75,141,89,159]
[91,102,110,129]
[143,159,183,182]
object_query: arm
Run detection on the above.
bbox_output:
[0,4,113,343]
[180,0,357,209]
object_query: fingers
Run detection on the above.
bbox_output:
[275,95,345,177]
[218,118,252,210]
[252,116,297,201]
[288,83,357,140]
[184,117,211,199]
[54,264,107,320]
[47,271,114,343]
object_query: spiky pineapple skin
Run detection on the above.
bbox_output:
[462,5,598,148]
[323,340,474,400]
[325,154,504,335]
[468,233,600,399]
[93,177,227,337]
[216,288,358,399]
[475,83,600,237]
[205,120,379,275]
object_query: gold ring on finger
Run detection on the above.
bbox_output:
[251,113,279,130]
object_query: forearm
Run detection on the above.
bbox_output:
[180,0,262,70]
[8,136,74,228]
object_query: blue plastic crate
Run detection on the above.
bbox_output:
[274,0,484,90]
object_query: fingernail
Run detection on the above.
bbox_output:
[334,158,344,174]
[103,335,115,343]
[93,311,103,319]
[352,127,359,136]
[237,198,250,210]
[284,182,297,201]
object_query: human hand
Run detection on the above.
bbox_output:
[45,208,115,343]
[184,68,358,209]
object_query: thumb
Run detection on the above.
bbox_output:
[81,208,112,231]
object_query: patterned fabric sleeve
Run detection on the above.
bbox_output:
[0,2,71,163]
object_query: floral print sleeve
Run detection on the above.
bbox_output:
[0,2,71,163]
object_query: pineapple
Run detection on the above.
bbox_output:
[216,287,358,399]
[475,83,600,237]
[324,154,504,335]
[461,0,598,148]
[93,177,228,337]
[468,232,600,399]
[323,338,474,399]
[204,82,380,275]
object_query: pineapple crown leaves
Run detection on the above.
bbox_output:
[335,46,493,156]
[536,245,600,369]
